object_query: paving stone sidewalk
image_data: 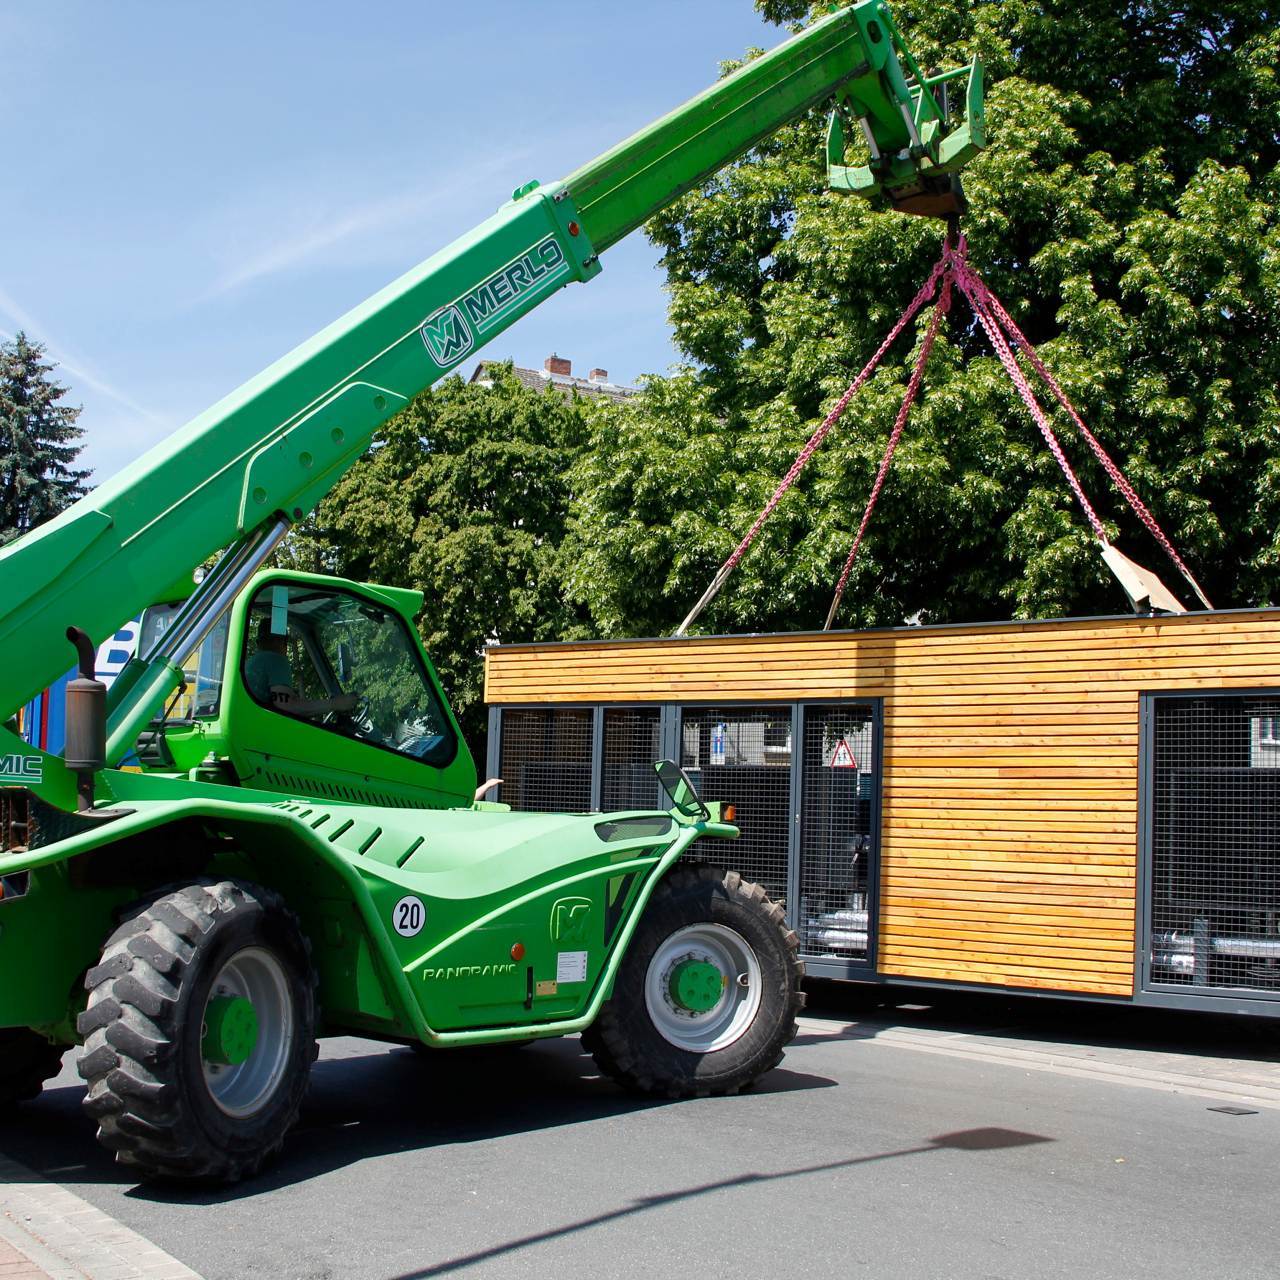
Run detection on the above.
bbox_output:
[0,1159,200,1280]
[0,1236,53,1280]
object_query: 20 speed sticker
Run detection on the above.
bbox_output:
[392,895,427,938]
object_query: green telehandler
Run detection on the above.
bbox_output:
[0,2,984,1181]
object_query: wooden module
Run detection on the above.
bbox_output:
[484,609,1280,998]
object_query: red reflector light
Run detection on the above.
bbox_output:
[723,804,736,822]
[568,220,580,237]
[511,942,526,962]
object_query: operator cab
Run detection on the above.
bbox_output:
[148,570,476,808]
[238,581,454,766]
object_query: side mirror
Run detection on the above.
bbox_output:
[654,759,709,821]
[336,641,353,685]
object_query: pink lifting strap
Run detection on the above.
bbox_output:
[674,234,1210,638]
[946,245,1109,541]
[674,253,951,636]
[948,243,1212,610]
[824,270,954,629]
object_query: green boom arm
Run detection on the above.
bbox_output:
[0,1,982,753]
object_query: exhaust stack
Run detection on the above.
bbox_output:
[64,628,106,812]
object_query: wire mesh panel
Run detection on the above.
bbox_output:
[1149,694,1280,993]
[497,708,593,813]
[602,707,662,811]
[797,706,878,961]
[679,706,792,905]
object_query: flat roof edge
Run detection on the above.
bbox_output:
[485,605,1280,654]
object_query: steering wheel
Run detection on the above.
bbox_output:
[322,696,372,732]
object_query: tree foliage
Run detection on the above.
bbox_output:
[288,366,594,748]
[566,0,1280,635]
[294,0,1279,745]
[0,332,88,545]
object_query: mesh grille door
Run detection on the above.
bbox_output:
[679,706,792,904]
[602,708,662,810]
[798,706,878,961]
[1148,694,1280,994]
[497,708,592,813]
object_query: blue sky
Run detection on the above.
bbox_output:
[0,1,779,483]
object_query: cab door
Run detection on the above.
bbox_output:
[222,573,476,808]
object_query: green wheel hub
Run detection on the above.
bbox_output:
[202,996,259,1066]
[668,959,725,1013]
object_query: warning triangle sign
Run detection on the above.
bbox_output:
[828,738,857,769]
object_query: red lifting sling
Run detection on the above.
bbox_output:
[675,236,1211,637]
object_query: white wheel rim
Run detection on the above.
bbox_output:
[643,923,762,1053]
[201,947,294,1118]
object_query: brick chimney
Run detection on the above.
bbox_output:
[588,368,608,382]
[545,353,571,376]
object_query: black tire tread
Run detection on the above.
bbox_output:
[586,864,803,1099]
[77,879,317,1183]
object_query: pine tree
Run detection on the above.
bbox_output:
[0,332,89,544]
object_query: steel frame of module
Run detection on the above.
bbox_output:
[485,606,1280,1018]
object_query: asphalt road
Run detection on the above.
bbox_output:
[3,989,1277,1280]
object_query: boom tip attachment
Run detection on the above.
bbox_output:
[826,0,985,219]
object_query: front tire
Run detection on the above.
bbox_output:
[78,880,317,1183]
[584,866,803,1097]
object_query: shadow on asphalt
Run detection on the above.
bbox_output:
[798,979,1280,1062]
[384,1125,1053,1278]
[0,1035,837,1202]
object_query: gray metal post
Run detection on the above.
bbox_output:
[661,704,681,808]
[590,706,604,811]
[866,698,885,969]
[486,706,503,801]
[1135,693,1154,996]
[786,703,804,931]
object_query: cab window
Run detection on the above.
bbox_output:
[240,583,456,767]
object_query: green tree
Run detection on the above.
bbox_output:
[0,332,88,544]
[292,365,595,750]
[567,1,1280,636]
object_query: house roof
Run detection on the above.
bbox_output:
[468,360,639,403]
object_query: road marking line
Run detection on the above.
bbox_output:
[797,1018,1280,1111]
[0,1157,203,1280]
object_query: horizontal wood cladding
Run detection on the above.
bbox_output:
[485,610,1280,999]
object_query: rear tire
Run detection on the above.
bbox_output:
[77,880,317,1183]
[584,865,803,1098]
[0,1028,65,1107]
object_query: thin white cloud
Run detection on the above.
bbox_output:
[197,149,534,302]
[0,285,168,429]
[202,195,416,300]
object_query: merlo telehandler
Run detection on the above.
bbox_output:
[0,2,983,1181]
